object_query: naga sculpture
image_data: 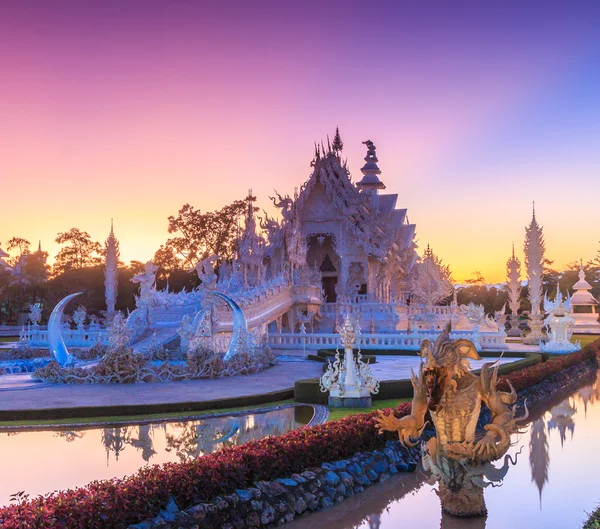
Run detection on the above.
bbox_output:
[376,324,527,517]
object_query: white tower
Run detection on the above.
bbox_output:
[104,220,119,322]
[506,243,522,337]
[523,204,546,345]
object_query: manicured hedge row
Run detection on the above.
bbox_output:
[496,345,598,393]
[0,404,406,529]
[294,355,543,403]
[1,342,597,529]
[316,348,530,358]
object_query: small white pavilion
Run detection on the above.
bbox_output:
[571,264,600,334]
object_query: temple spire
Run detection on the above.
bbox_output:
[104,221,119,322]
[357,140,385,193]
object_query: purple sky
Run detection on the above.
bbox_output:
[1,1,599,281]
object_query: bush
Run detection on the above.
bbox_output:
[497,345,598,393]
[4,340,597,529]
[0,403,409,529]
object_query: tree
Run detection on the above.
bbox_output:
[153,244,182,282]
[6,237,31,266]
[128,261,146,274]
[464,271,486,285]
[165,197,257,267]
[54,228,102,275]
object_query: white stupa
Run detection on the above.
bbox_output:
[571,264,600,334]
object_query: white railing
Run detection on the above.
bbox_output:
[268,329,507,352]
[0,325,31,337]
[321,302,398,316]
[24,326,109,348]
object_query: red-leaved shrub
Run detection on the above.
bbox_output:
[1,339,598,529]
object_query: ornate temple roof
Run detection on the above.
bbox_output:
[292,139,416,260]
[572,265,597,305]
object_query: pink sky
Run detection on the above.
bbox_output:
[1,1,599,283]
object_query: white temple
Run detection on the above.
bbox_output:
[571,264,600,334]
[28,133,509,354]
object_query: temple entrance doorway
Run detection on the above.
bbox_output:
[322,276,338,303]
[307,234,340,304]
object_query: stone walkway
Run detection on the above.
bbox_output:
[0,358,322,412]
[0,351,519,413]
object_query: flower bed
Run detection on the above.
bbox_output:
[1,340,598,529]
[496,343,598,393]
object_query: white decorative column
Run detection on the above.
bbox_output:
[320,316,379,408]
[523,205,546,345]
[104,220,119,323]
[506,244,522,337]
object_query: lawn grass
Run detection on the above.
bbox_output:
[573,334,599,348]
[326,398,409,422]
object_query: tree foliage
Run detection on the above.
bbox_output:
[54,228,102,275]
[464,271,486,285]
[165,197,256,266]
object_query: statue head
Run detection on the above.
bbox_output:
[418,324,480,411]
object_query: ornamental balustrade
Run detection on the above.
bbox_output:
[267,328,507,351]
[23,324,109,348]
[0,324,34,337]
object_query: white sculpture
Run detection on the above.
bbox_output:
[320,316,379,407]
[73,305,87,330]
[409,245,453,310]
[506,244,522,337]
[104,220,119,322]
[540,284,580,354]
[192,256,219,291]
[109,313,132,350]
[131,261,159,300]
[28,304,42,327]
[523,204,546,345]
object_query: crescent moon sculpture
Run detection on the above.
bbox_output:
[48,292,83,366]
[208,292,248,361]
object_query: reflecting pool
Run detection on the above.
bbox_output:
[288,371,600,529]
[0,405,313,506]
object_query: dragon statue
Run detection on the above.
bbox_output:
[376,324,527,517]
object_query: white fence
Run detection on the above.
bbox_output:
[23,326,109,348]
[0,325,27,337]
[267,329,507,352]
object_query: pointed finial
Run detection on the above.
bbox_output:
[38,240,42,252]
[532,201,536,220]
[512,242,515,258]
[110,218,114,235]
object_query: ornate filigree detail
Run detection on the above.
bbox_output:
[376,324,527,517]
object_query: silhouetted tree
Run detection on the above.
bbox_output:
[54,228,102,275]
[165,197,257,266]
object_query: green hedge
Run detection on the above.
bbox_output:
[316,348,529,358]
[294,355,543,404]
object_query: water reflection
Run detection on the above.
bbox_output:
[529,418,549,507]
[547,398,576,447]
[0,406,311,506]
[289,371,600,529]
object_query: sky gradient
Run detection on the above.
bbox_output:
[1,1,599,283]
